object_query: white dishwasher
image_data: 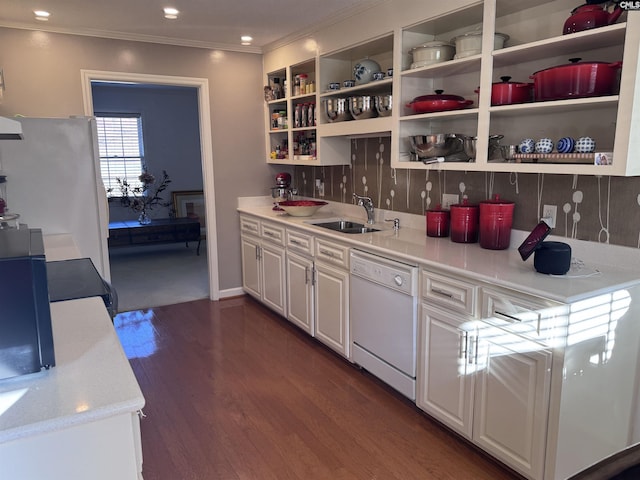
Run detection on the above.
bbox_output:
[350,249,418,400]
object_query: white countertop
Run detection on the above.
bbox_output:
[0,297,145,444]
[238,200,640,304]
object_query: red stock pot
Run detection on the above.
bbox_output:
[476,76,534,106]
[450,199,479,243]
[426,204,450,237]
[530,58,622,101]
[479,194,515,250]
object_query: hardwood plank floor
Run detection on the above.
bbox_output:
[114,296,522,480]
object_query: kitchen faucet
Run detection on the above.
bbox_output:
[353,193,375,224]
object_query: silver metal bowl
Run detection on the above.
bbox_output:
[348,95,377,120]
[409,133,465,159]
[375,95,392,117]
[324,98,352,122]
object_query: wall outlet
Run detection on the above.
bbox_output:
[542,204,557,229]
[316,179,325,197]
[442,194,459,210]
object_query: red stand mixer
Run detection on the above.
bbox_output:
[271,173,298,211]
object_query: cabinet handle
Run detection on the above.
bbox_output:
[290,239,302,245]
[431,287,453,298]
[319,248,335,257]
[256,245,261,260]
[263,231,275,237]
[311,266,316,286]
[245,225,258,232]
[459,331,468,360]
[304,266,309,284]
[494,310,528,323]
[468,336,475,365]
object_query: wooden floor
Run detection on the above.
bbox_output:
[114,296,522,480]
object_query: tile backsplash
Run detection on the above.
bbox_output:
[293,137,640,249]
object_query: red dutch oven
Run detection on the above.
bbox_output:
[406,90,474,114]
[476,76,534,106]
[479,194,515,250]
[530,58,622,101]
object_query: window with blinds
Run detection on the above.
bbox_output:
[95,114,145,196]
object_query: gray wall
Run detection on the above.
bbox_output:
[0,26,276,291]
[92,83,203,222]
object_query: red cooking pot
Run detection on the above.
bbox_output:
[476,76,534,106]
[406,90,474,114]
[530,58,622,101]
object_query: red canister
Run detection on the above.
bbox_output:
[450,199,479,243]
[479,194,515,250]
[426,204,450,237]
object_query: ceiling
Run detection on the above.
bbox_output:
[0,0,382,53]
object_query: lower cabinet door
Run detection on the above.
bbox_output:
[417,305,475,440]
[286,251,314,335]
[314,261,349,358]
[473,324,551,480]
[240,235,261,300]
[260,241,287,317]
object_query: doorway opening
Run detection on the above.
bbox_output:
[80,70,220,308]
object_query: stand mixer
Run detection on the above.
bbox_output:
[271,172,297,210]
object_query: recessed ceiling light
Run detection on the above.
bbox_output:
[241,35,253,43]
[164,7,179,19]
[34,10,50,21]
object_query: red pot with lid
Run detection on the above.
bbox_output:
[530,58,622,101]
[450,199,479,243]
[479,194,515,250]
[406,90,474,114]
[426,204,450,237]
[476,76,534,106]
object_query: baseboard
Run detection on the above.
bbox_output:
[219,286,245,299]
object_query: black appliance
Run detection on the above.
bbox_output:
[0,228,55,380]
[46,257,117,318]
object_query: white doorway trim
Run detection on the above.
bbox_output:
[80,69,220,301]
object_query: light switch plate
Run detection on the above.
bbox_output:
[442,194,459,209]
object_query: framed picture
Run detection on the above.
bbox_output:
[172,190,206,237]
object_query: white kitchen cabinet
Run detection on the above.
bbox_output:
[418,268,554,479]
[418,304,476,439]
[263,0,640,176]
[473,323,552,480]
[313,236,351,358]
[285,227,315,334]
[239,215,287,316]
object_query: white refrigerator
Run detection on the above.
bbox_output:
[0,116,110,280]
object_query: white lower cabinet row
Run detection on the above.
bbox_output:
[239,214,640,480]
[241,216,350,358]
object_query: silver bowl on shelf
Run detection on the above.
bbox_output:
[348,95,378,120]
[375,94,393,117]
[324,98,352,122]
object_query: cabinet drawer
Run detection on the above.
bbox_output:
[315,237,349,269]
[422,270,477,316]
[286,228,314,256]
[481,287,563,344]
[240,215,260,236]
[261,221,285,246]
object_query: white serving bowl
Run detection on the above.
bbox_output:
[278,200,328,217]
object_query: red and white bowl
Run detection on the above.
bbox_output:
[278,200,328,217]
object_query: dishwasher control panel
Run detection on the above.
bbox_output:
[350,250,417,296]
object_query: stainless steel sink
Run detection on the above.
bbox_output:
[312,220,380,234]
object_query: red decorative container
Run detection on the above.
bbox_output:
[479,194,515,250]
[450,199,479,243]
[426,204,450,237]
